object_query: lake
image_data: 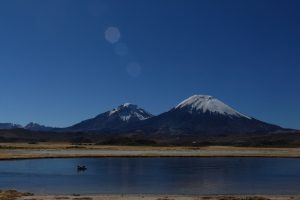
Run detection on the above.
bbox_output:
[0,157,300,195]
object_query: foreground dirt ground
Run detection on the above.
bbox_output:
[0,190,32,200]
[1,143,300,159]
[17,194,300,200]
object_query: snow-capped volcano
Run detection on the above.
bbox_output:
[67,103,153,132]
[175,95,251,119]
[136,95,282,135]
[109,103,153,121]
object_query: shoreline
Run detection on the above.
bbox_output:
[19,195,300,200]
[1,144,300,160]
[2,154,300,161]
[2,144,300,160]
[0,191,298,200]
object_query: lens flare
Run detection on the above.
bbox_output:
[104,27,121,44]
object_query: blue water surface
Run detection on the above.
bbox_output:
[0,157,300,195]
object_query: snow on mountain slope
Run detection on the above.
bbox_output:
[24,122,53,131]
[175,95,251,119]
[134,94,282,135]
[67,103,154,132]
[109,103,153,122]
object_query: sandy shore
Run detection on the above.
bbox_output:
[2,190,300,200]
[17,194,300,200]
[1,143,300,160]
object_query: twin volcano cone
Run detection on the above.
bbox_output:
[0,95,284,134]
[66,95,282,134]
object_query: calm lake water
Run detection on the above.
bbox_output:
[0,157,300,195]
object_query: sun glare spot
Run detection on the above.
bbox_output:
[104,27,121,44]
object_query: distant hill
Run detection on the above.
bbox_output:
[0,123,22,130]
[24,122,54,132]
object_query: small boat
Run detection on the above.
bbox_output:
[77,165,87,171]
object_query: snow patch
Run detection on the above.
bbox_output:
[108,103,153,122]
[123,103,132,107]
[109,109,118,116]
[176,95,251,119]
[120,115,132,121]
[134,112,149,120]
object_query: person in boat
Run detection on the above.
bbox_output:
[77,165,87,171]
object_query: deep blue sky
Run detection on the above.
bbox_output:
[0,0,299,129]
